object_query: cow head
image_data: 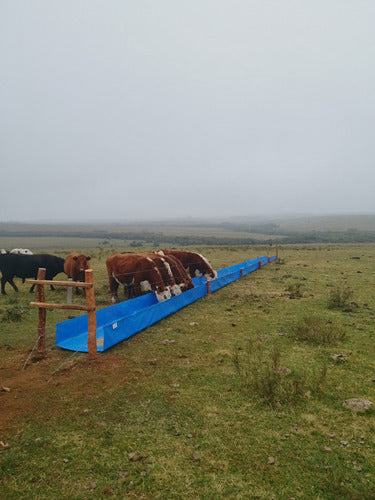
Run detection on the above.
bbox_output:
[171,284,182,296]
[205,270,218,281]
[155,286,172,302]
[196,253,217,281]
[73,254,91,281]
[183,277,195,290]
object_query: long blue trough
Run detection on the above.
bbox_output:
[56,254,276,353]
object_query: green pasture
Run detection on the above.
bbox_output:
[1,244,375,499]
[2,213,374,249]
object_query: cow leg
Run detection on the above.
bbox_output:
[126,283,134,299]
[29,271,39,293]
[108,275,119,303]
[133,279,142,298]
[76,286,86,297]
[7,278,18,293]
[45,271,56,291]
[1,276,15,294]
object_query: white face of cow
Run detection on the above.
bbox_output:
[156,287,172,302]
[140,280,152,292]
[171,284,182,296]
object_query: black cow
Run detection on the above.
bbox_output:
[0,253,65,294]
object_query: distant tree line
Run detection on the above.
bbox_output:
[280,229,375,244]
[220,223,375,244]
[1,227,375,245]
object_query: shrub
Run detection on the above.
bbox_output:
[327,287,356,311]
[286,282,304,298]
[291,314,345,345]
[275,258,286,265]
[2,304,28,322]
[233,338,322,407]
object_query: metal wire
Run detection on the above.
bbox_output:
[22,335,43,370]
[50,340,88,377]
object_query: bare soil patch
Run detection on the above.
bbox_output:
[0,347,127,436]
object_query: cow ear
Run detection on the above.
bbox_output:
[87,256,91,261]
[73,256,78,261]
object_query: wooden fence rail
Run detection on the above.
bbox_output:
[27,268,97,359]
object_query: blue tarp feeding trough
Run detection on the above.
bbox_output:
[56,254,276,353]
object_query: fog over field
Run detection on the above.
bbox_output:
[1,1,375,223]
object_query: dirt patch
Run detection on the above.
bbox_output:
[0,346,127,437]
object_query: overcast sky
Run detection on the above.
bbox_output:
[1,1,374,223]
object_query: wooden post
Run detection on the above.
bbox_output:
[276,244,279,259]
[85,269,97,359]
[67,278,73,305]
[36,268,47,354]
[240,268,243,278]
[206,280,211,295]
[259,260,262,269]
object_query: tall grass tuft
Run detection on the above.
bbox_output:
[290,314,345,345]
[286,282,304,298]
[2,304,29,322]
[233,338,324,407]
[327,287,356,311]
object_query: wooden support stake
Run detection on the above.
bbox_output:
[241,268,243,278]
[85,269,97,359]
[36,268,46,354]
[259,260,262,269]
[276,244,279,259]
[67,278,73,305]
[206,280,211,295]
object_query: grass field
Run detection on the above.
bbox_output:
[1,214,375,249]
[1,244,374,499]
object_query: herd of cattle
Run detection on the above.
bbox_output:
[0,249,217,303]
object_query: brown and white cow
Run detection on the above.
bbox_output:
[158,250,217,281]
[64,253,91,294]
[156,253,194,292]
[136,253,182,296]
[106,253,171,303]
